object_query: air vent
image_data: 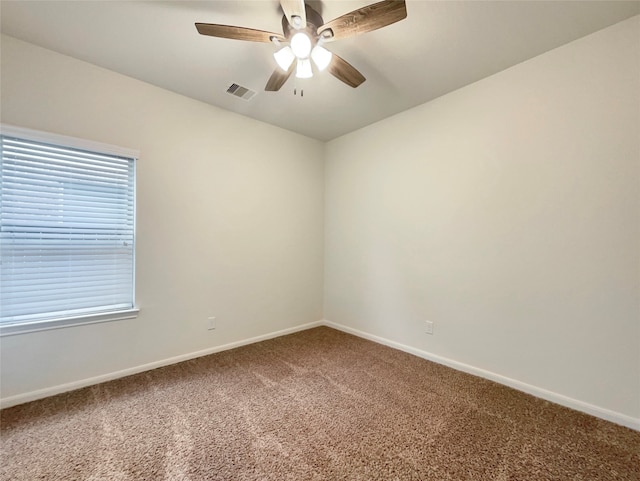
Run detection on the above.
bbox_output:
[226,83,256,101]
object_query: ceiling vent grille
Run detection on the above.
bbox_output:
[226,83,256,101]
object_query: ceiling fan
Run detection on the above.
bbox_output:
[195,0,407,92]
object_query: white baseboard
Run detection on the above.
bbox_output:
[323,320,640,432]
[0,320,323,409]
[3,318,638,432]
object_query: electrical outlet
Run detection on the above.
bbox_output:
[207,317,216,330]
[425,320,434,335]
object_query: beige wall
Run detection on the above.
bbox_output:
[0,35,325,399]
[325,16,640,420]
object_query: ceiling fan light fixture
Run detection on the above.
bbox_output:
[196,0,410,92]
[274,46,295,71]
[296,58,313,79]
[311,45,332,71]
[290,32,312,59]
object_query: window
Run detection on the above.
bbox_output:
[0,125,138,335]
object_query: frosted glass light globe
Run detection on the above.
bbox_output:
[290,32,312,59]
[274,46,295,71]
[296,58,313,78]
[311,46,332,71]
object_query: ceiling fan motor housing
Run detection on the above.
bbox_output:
[281,4,325,45]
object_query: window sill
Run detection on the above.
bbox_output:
[0,308,140,337]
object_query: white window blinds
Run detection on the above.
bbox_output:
[0,128,136,328]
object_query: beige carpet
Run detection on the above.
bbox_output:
[1,327,638,480]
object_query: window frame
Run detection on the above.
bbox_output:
[0,124,139,336]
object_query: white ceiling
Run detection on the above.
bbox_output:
[1,1,638,141]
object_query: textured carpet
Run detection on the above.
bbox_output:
[1,327,638,480]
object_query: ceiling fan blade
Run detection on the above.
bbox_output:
[265,63,295,91]
[195,23,284,43]
[327,54,366,88]
[317,0,407,42]
[280,0,306,29]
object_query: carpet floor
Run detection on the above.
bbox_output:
[1,326,638,480]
